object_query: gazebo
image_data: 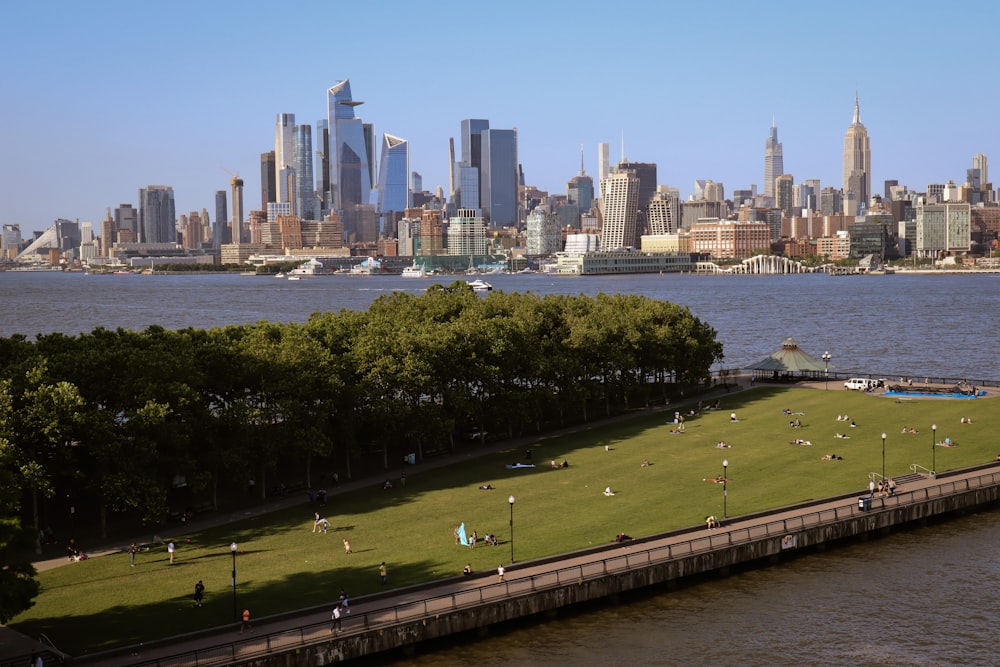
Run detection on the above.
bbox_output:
[746,338,831,382]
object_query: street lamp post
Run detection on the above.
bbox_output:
[881,432,887,482]
[932,423,937,476]
[722,459,728,519]
[822,352,832,390]
[230,542,238,623]
[508,496,515,563]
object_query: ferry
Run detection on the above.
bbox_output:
[401,262,427,278]
[466,279,493,292]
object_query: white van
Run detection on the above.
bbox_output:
[844,378,879,391]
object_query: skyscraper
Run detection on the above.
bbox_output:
[275,113,296,204]
[327,80,372,219]
[260,151,276,211]
[480,128,518,226]
[375,133,411,233]
[316,119,330,211]
[764,119,783,199]
[843,93,871,214]
[293,123,316,220]
[567,146,594,214]
[231,176,244,244]
[597,142,610,198]
[138,185,175,244]
[600,170,639,250]
[214,190,228,246]
[775,174,794,217]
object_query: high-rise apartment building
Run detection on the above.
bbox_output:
[114,204,138,238]
[275,113,296,204]
[480,128,518,226]
[375,133,411,234]
[214,191,228,247]
[526,208,562,255]
[764,120,783,199]
[293,124,316,220]
[843,93,871,215]
[260,151,276,211]
[973,153,988,188]
[647,192,676,235]
[138,185,175,244]
[231,176,244,244]
[448,208,488,256]
[775,174,795,218]
[600,170,640,249]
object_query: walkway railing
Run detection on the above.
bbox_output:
[104,468,1000,667]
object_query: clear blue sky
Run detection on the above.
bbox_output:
[3,0,997,234]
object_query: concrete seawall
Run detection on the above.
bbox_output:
[83,466,1000,666]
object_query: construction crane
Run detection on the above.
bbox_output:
[221,167,243,187]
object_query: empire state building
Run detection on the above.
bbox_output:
[842,93,871,214]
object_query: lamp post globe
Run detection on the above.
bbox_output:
[508,496,515,563]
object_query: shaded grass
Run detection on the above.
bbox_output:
[10,387,996,655]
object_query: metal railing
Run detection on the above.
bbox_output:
[98,468,1000,667]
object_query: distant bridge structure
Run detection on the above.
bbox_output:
[702,255,813,275]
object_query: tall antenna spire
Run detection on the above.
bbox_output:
[579,144,586,176]
[853,91,860,124]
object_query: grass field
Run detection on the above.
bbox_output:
[10,386,997,655]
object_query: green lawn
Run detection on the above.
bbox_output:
[11,386,997,655]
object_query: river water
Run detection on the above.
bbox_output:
[2,271,998,379]
[2,270,999,666]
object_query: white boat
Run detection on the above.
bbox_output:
[401,262,427,278]
[275,272,286,278]
[350,257,383,275]
[286,275,301,281]
[467,279,493,292]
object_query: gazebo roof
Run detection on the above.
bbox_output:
[746,337,829,373]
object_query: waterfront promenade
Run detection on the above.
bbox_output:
[67,463,1000,667]
[6,380,999,666]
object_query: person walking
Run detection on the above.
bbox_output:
[497,564,505,583]
[330,604,342,633]
[128,543,137,567]
[167,541,175,564]
[379,561,387,585]
[193,580,205,607]
[241,608,253,633]
[343,538,352,554]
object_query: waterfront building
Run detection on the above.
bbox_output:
[640,232,689,253]
[480,128,518,226]
[843,93,871,214]
[275,113,296,205]
[526,208,562,255]
[555,250,693,275]
[689,218,771,259]
[915,201,971,258]
[138,185,175,244]
[447,208,488,256]
[293,124,317,221]
[764,119,783,199]
[816,233,851,260]
[376,133,411,236]
[848,217,893,260]
[2,223,21,260]
[563,233,601,254]
[420,209,444,256]
[600,170,640,249]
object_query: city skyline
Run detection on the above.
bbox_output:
[3,0,998,234]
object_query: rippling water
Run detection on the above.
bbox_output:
[2,271,998,379]
[3,270,999,665]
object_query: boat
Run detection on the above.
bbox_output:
[466,279,493,292]
[275,272,286,278]
[401,261,427,278]
[286,275,301,281]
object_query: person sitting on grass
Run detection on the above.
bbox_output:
[604,486,615,496]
